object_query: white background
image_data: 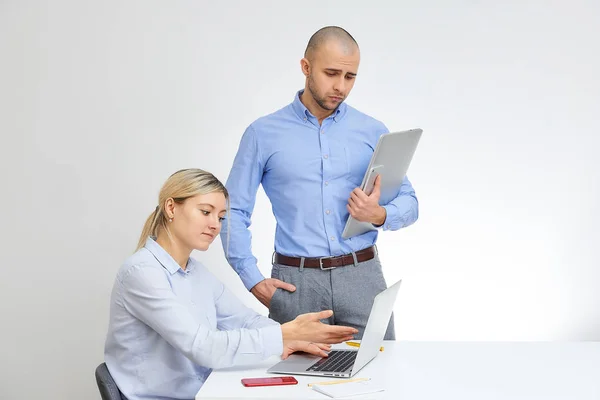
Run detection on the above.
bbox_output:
[1,1,598,399]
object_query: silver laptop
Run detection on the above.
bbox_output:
[267,279,402,378]
[342,128,422,239]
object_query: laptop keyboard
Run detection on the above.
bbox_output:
[306,350,357,373]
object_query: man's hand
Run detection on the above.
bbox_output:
[282,341,331,359]
[281,310,358,344]
[347,174,387,226]
[250,278,296,308]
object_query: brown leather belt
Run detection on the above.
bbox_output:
[273,246,376,270]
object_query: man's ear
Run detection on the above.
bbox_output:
[300,58,311,77]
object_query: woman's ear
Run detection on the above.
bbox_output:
[164,198,175,220]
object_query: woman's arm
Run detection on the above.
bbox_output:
[119,264,283,369]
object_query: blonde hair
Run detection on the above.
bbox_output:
[137,168,229,250]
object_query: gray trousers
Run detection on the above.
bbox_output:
[268,254,395,340]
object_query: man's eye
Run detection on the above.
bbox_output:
[219,217,226,222]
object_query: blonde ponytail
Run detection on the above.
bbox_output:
[136,206,166,250]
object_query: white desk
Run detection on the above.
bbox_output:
[196,341,600,400]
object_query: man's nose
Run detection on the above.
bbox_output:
[333,76,346,93]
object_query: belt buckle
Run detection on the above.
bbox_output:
[319,256,336,271]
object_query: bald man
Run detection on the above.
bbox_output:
[221,26,418,340]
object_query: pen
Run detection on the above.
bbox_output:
[307,377,370,387]
[345,341,384,351]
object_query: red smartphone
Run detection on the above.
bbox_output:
[241,376,298,387]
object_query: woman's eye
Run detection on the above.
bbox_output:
[201,210,210,216]
[219,217,225,222]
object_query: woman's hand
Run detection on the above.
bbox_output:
[281,310,358,344]
[282,341,331,359]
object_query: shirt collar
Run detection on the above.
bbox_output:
[144,236,193,275]
[291,89,347,123]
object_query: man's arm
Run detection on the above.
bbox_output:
[378,175,419,231]
[347,174,418,230]
[220,124,265,291]
[220,125,296,307]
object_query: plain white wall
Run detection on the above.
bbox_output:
[1,0,599,399]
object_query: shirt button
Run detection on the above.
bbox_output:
[323,154,328,159]
[386,224,391,229]
[321,129,325,134]
[330,236,335,241]
[326,209,331,215]
[325,181,329,186]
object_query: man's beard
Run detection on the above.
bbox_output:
[307,75,341,111]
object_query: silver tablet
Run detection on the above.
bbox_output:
[342,128,423,239]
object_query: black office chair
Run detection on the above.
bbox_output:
[95,362,126,400]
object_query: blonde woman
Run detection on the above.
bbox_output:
[103,169,358,400]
